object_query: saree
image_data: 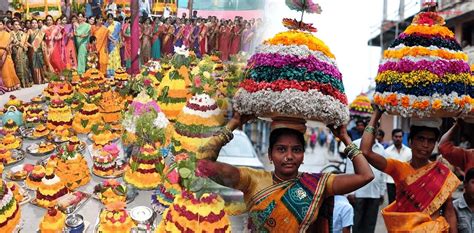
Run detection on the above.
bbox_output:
[161,25,175,56]
[50,25,66,73]
[207,23,218,54]
[94,25,109,75]
[43,25,56,72]
[0,31,20,90]
[218,26,231,61]
[121,23,131,72]
[230,25,242,55]
[10,30,32,88]
[191,25,201,58]
[151,23,161,59]
[174,25,184,48]
[140,24,152,64]
[107,21,121,76]
[382,159,461,232]
[63,24,77,69]
[75,23,91,74]
[241,28,254,53]
[28,29,47,84]
[236,168,334,232]
[199,24,207,55]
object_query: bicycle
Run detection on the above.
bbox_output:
[320,156,347,174]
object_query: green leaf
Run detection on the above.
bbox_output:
[130,161,139,172]
[155,161,164,174]
[80,119,89,128]
[178,167,192,179]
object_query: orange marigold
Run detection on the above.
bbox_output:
[401,96,410,108]
[374,95,385,106]
[432,99,442,110]
[420,100,430,109]
[386,94,398,106]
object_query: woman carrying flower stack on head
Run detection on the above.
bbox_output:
[360,108,460,232]
[197,113,374,232]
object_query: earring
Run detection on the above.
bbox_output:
[269,160,273,164]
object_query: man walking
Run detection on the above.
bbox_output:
[384,129,411,204]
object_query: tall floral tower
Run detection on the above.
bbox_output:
[233,1,349,126]
[374,11,472,117]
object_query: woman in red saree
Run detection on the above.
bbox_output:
[361,109,459,232]
[218,21,231,61]
[121,17,131,72]
[140,17,152,65]
[93,17,109,75]
[161,18,175,56]
[198,19,207,56]
[43,15,56,73]
[63,15,77,70]
[229,20,243,56]
[197,113,374,232]
[50,17,66,73]
[207,20,218,54]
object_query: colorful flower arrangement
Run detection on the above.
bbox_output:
[233,30,349,126]
[374,12,472,118]
[350,93,373,118]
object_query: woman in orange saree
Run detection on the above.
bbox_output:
[93,17,109,75]
[196,114,375,232]
[0,21,20,91]
[361,109,459,233]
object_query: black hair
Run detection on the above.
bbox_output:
[268,128,305,155]
[377,129,385,138]
[465,168,474,184]
[107,13,114,20]
[392,128,403,137]
[408,126,441,142]
[89,36,96,43]
[355,119,366,126]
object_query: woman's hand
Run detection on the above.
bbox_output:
[328,124,351,146]
[372,105,384,122]
[227,111,255,130]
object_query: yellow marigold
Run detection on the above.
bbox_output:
[265,30,335,58]
[376,71,470,88]
[383,47,468,61]
[404,25,454,38]
[432,99,442,110]
[454,98,461,106]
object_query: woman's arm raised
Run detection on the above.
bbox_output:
[197,159,240,188]
[329,125,374,195]
[360,108,388,171]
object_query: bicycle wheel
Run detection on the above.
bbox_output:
[320,165,341,173]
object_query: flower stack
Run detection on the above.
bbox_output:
[233,29,349,125]
[374,12,472,118]
[46,96,73,130]
[156,47,192,121]
[98,90,125,125]
[43,80,74,101]
[156,153,231,232]
[51,143,91,190]
[123,144,164,190]
[72,101,103,134]
[171,93,224,159]
[349,93,373,119]
[83,68,106,86]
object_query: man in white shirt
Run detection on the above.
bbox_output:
[346,138,386,233]
[384,129,412,204]
[139,0,151,18]
[333,195,354,233]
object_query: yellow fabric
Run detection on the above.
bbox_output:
[382,206,449,233]
[94,26,109,75]
[0,31,20,89]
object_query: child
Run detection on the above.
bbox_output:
[86,36,98,69]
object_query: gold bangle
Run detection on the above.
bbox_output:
[364,126,376,134]
[344,143,357,155]
[350,152,362,161]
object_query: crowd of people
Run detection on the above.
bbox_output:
[0,9,262,95]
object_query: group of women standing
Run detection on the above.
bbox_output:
[0,12,126,94]
[0,13,260,95]
[141,16,260,63]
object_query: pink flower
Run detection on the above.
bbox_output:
[144,79,152,86]
[194,76,202,88]
[167,169,180,184]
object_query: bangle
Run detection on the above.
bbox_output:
[364,126,376,134]
[343,143,357,155]
[350,152,362,161]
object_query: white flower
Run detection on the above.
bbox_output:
[122,115,137,134]
[153,112,170,129]
[174,45,190,57]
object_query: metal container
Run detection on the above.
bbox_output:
[65,214,85,233]
[130,206,155,231]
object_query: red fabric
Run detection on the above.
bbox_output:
[161,25,175,56]
[439,141,474,174]
[199,24,207,55]
[229,25,241,55]
[50,27,66,72]
[393,162,449,213]
[218,26,231,61]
